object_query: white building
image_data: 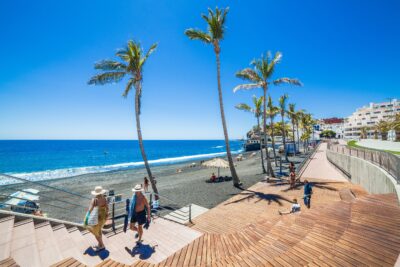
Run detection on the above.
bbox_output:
[315,118,346,139]
[344,99,400,140]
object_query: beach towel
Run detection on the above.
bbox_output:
[123,195,137,233]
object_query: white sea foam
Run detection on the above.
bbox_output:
[1,149,243,186]
[213,145,224,148]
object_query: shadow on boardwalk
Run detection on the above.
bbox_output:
[225,189,293,206]
[269,181,341,193]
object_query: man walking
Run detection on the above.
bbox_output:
[303,180,313,208]
[128,184,151,243]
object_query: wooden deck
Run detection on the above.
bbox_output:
[86,179,400,266]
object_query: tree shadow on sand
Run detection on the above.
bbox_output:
[224,189,293,206]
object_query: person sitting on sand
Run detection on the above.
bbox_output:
[87,186,108,252]
[210,173,216,182]
[128,184,151,244]
[279,199,301,215]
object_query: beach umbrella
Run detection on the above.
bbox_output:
[201,158,229,177]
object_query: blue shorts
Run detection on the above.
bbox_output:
[130,209,147,225]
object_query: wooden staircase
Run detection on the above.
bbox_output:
[0,212,201,267]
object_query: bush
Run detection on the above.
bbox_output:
[320,130,336,139]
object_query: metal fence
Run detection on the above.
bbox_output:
[327,143,400,184]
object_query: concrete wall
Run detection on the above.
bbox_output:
[326,150,400,203]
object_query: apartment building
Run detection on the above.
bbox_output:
[344,99,400,139]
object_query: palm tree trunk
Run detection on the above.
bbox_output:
[135,85,159,200]
[292,122,296,155]
[270,116,277,166]
[296,123,301,153]
[215,48,241,187]
[263,86,275,177]
[281,113,288,162]
[257,116,267,173]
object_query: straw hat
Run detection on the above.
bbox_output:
[132,184,144,192]
[91,186,106,196]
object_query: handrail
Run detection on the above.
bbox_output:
[0,173,90,200]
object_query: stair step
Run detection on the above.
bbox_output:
[35,221,63,267]
[0,216,14,261]
[10,219,41,267]
[52,225,85,264]
[67,227,102,266]
[0,257,19,267]
[50,257,86,267]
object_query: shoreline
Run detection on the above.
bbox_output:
[2,148,245,186]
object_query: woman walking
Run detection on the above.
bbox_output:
[87,186,108,251]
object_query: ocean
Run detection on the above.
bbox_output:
[0,140,243,184]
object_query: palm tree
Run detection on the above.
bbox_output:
[266,96,279,165]
[300,113,313,149]
[287,103,298,154]
[278,94,289,161]
[235,95,266,173]
[393,113,400,141]
[360,126,369,139]
[296,109,305,152]
[234,52,302,177]
[375,120,390,140]
[88,40,160,198]
[185,7,241,187]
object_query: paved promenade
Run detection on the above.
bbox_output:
[300,142,348,182]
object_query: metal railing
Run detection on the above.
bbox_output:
[296,141,321,177]
[327,143,400,184]
[149,193,192,224]
[0,172,195,228]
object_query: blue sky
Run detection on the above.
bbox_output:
[0,0,399,140]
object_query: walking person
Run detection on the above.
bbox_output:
[86,186,108,251]
[128,184,151,243]
[143,177,149,192]
[289,171,296,189]
[303,180,313,208]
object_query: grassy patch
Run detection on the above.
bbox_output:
[347,140,400,156]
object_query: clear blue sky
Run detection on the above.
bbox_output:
[0,0,399,140]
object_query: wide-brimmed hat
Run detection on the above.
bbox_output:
[91,186,106,196]
[132,184,144,192]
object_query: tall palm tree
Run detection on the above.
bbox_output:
[185,7,241,187]
[266,96,279,165]
[301,113,316,149]
[287,103,298,154]
[296,109,305,152]
[278,94,289,161]
[235,95,266,173]
[392,113,400,141]
[88,40,160,198]
[234,52,302,177]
